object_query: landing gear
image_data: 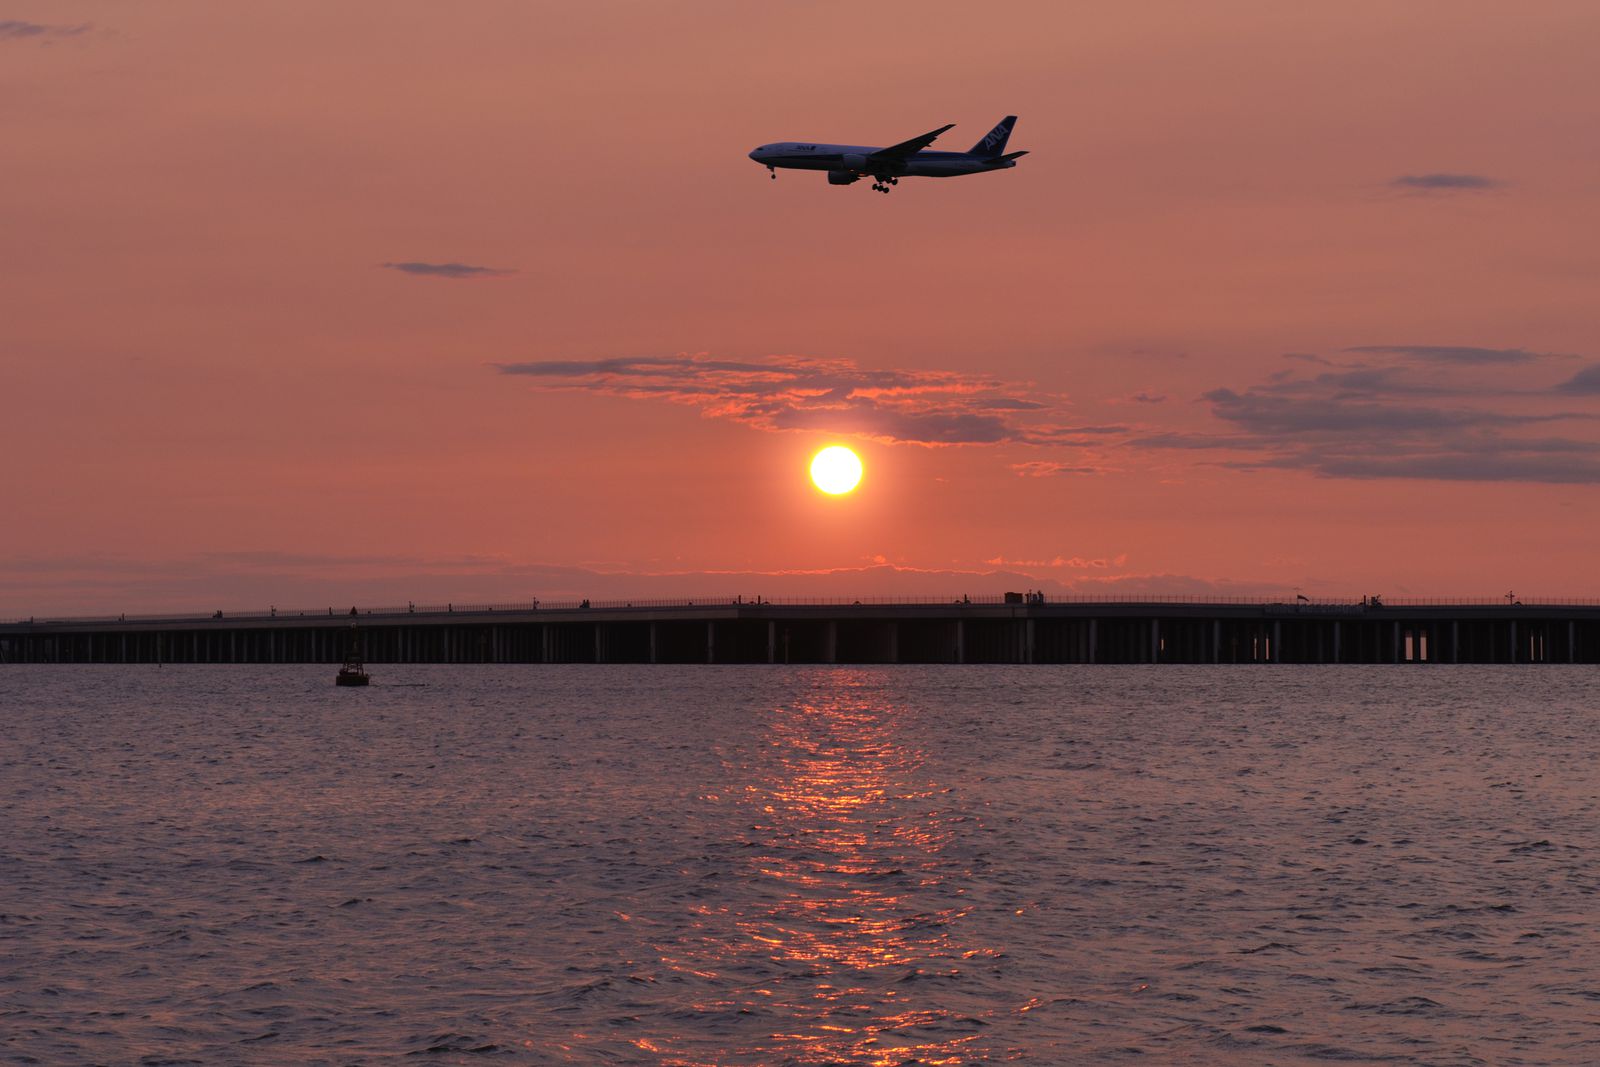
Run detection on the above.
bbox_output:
[767,166,776,180]
[870,176,899,194]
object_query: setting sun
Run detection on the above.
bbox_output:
[810,446,863,495]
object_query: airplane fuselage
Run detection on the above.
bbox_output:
[748,142,1014,179]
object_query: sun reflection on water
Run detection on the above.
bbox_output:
[650,672,1006,1065]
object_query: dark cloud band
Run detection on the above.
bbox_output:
[1188,350,1600,483]
[383,261,514,279]
[1345,345,1540,364]
[0,20,89,40]
[1391,173,1500,191]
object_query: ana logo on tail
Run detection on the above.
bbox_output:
[972,116,1017,157]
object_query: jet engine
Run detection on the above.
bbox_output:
[841,153,869,171]
[827,170,861,186]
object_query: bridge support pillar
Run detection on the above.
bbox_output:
[824,621,837,664]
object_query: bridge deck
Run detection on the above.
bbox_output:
[6,601,1599,664]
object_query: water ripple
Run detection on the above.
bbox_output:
[2,664,1598,1064]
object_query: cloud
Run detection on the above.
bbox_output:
[1390,173,1501,192]
[496,353,1051,446]
[1019,424,1128,444]
[984,554,1125,570]
[1344,345,1542,365]
[0,20,89,40]
[1128,392,1167,404]
[1185,349,1600,483]
[1011,461,1106,477]
[1281,451,1600,484]
[1124,431,1255,450]
[382,261,514,279]
[1200,387,1557,434]
[1555,364,1600,396]
[766,402,1012,444]
[1287,366,1463,398]
[494,344,1600,479]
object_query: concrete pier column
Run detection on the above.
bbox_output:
[1088,618,1098,664]
[1451,621,1459,664]
[767,621,776,664]
[1509,620,1518,664]
[954,619,964,665]
[1391,622,1400,664]
[649,622,659,664]
[887,622,900,664]
[1272,621,1281,664]
[1212,620,1222,664]
[1333,622,1342,663]
[706,621,715,665]
[824,620,837,665]
[1151,619,1161,664]
[594,623,603,663]
[1570,621,1578,664]
[1025,619,1035,665]
[541,625,553,664]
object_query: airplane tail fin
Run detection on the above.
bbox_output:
[968,115,1017,157]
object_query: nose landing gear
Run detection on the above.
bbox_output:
[767,166,776,180]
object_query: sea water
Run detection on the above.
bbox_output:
[2,664,1597,1064]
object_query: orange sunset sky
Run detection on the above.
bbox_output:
[4,1,1599,614]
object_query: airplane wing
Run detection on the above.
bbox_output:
[868,123,955,161]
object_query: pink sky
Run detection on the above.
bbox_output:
[4,2,1600,615]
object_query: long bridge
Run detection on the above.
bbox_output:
[5,597,1600,665]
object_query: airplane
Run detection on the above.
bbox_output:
[748,116,1027,193]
